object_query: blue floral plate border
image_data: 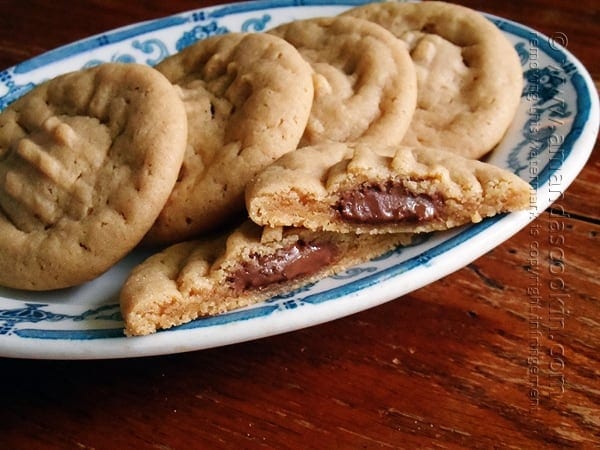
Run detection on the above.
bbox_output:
[0,0,597,359]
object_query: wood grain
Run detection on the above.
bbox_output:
[0,1,598,448]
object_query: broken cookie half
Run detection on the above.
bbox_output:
[246,142,533,235]
[121,220,411,336]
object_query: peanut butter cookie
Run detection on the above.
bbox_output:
[269,15,417,147]
[145,32,314,244]
[121,220,412,336]
[0,63,187,290]
[343,1,523,158]
[245,142,533,235]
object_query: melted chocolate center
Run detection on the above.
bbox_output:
[335,181,442,224]
[228,240,338,294]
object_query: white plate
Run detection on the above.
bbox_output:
[0,0,597,359]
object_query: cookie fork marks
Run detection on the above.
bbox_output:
[42,116,76,147]
[269,16,417,148]
[343,1,523,158]
[0,63,188,290]
[3,114,112,228]
[145,32,314,244]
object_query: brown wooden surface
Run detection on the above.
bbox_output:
[0,1,598,448]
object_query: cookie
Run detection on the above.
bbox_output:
[343,1,523,159]
[121,220,412,336]
[245,142,533,235]
[144,32,314,245]
[269,15,417,147]
[0,63,188,290]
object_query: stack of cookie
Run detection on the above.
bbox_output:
[121,1,532,336]
[0,1,533,337]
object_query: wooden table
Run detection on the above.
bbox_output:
[0,1,598,448]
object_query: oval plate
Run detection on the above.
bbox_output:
[0,0,597,359]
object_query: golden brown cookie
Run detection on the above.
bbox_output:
[121,220,412,336]
[144,32,314,245]
[343,1,523,158]
[269,15,417,147]
[0,63,188,290]
[245,142,533,235]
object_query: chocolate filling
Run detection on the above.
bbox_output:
[228,240,338,294]
[335,181,442,224]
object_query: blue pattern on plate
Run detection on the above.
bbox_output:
[0,1,595,348]
[0,303,121,338]
[12,16,190,76]
[499,20,591,187]
[175,21,230,51]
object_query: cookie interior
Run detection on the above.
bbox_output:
[121,221,411,336]
[246,143,532,234]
